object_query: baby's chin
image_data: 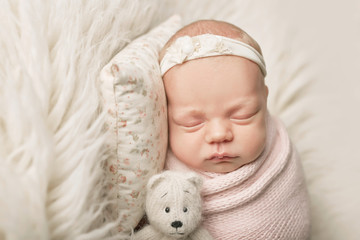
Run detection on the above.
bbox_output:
[198,157,255,173]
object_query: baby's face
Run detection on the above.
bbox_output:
[163,56,268,173]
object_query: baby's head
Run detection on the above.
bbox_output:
[160,20,268,173]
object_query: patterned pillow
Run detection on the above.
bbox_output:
[99,15,181,234]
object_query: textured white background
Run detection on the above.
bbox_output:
[1,1,359,239]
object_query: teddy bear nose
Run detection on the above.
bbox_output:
[171,221,183,229]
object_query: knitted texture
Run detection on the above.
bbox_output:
[166,115,311,240]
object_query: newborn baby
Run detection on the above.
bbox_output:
[160,20,310,239]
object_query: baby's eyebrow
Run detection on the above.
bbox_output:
[161,192,168,198]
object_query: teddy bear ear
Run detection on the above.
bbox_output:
[147,172,167,191]
[185,172,203,190]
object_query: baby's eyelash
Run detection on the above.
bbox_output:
[231,115,252,120]
[179,121,205,132]
[182,121,204,128]
[231,110,259,121]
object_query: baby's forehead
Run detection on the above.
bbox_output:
[165,56,265,92]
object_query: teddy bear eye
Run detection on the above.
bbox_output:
[165,207,170,213]
[183,207,188,213]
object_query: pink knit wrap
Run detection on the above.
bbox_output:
[166,115,311,239]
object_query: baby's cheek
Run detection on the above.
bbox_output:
[239,123,267,160]
[250,124,267,157]
[168,127,181,150]
[169,129,203,167]
[169,127,192,153]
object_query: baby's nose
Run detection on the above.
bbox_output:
[205,120,233,143]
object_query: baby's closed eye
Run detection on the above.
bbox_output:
[171,115,205,132]
[230,109,260,123]
[177,119,205,129]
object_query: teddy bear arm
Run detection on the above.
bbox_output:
[132,225,164,240]
[188,226,214,240]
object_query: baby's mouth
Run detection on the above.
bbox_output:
[207,153,237,162]
[210,156,233,162]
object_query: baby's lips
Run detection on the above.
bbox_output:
[207,152,237,160]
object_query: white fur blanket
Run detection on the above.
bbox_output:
[1,0,359,240]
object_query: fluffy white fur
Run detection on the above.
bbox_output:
[1,0,359,240]
[0,1,164,239]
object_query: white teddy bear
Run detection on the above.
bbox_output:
[132,171,213,240]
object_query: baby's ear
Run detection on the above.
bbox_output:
[185,172,203,191]
[147,172,166,191]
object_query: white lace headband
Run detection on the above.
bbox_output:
[160,34,267,77]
